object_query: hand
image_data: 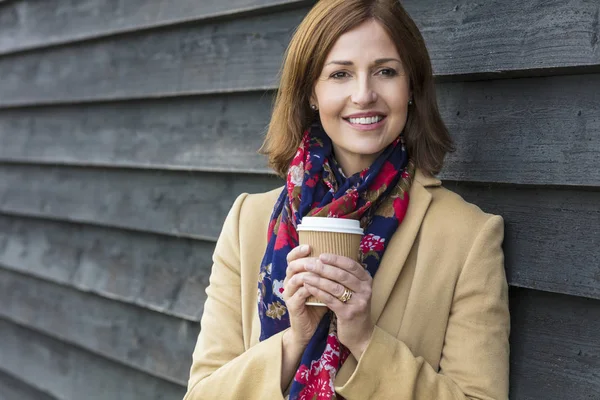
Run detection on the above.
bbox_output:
[282,245,329,349]
[301,253,375,359]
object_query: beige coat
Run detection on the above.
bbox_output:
[184,170,510,400]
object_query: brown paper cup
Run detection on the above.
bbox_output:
[297,217,363,306]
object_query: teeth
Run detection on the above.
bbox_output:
[348,116,383,125]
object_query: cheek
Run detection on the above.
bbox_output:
[316,85,347,117]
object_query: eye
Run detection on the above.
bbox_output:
[377,68,398,77]
[330,71,350,79]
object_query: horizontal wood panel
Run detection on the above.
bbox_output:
[1,0,599,106]
[0,165,282,241]
[0,91,274,174]
[449,182,600,300]
[0,369,57,400]
[509,287,600,398]
[0,214,213,320]
[0,268,199,384]
[1,73,599,185]
[0,0,311,55]
[0,8,305,107]
[0,164,598,299]
[0,318,186,400]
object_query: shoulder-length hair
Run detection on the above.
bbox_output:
[260,0,454,178]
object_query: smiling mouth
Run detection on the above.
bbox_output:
[343,115,387,129]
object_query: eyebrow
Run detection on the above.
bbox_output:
[324,58,402,67]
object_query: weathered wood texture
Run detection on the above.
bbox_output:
[0,214,213,320]
[0,318,186,400]
[0,369,57,400]
[509,288,600,399]
[0,0,313,55]
[0,8,305,106]
[0,165,282,240]
[1,73,599,185]
[0,165,598,300]
[1,0,600,106]
[0,268,199,385]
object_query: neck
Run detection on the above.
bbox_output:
[332,145,381,177]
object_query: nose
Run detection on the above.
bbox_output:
[350,75,377,106]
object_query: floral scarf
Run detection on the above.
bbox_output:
[258,122,414,399]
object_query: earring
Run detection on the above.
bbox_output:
[310,104,318,111]
[408,99,414,106]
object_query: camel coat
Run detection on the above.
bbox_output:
[184,170,510,400]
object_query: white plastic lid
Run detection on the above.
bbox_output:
[297,216,363,235]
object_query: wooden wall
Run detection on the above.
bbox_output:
[0,0,598,398]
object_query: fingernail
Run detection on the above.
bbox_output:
[300,245,309,252]
[305,261,315,271]
[320,254,330,263]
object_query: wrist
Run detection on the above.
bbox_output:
[283,330,306,356]
[349,326,375,360]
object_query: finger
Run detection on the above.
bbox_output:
[286,244,311,264]
[307,259,362,292]
[301,271,347,301]
[303,283,343,313]
[319,253,369,281]
[285,256,318,282]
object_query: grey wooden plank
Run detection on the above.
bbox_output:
[0,7,306,106]
[0,268,200,385]
[438,74,600,186]
[0,0,312,55]
[0,164,599,299]
[1,0,600,106]
[509,287,600,399]
[0,214,213,321]
[0,318,186,400]
[1,73,599,185]
[0,369,57,400]
[0,91,274,174]
[0,164,282,241]
[448,182,600,301]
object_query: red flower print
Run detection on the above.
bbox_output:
[393,195,409,221]
[360,233,386,253]
[369,161,396,191]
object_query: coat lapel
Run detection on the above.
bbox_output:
[370,172,437,324]
[335,170,440,386]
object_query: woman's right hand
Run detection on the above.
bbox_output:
[282,245,329,349]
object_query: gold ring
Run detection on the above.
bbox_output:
[338,287,353,303]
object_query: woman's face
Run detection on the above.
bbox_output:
[311,19,411,175]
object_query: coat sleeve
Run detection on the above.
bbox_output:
[335,215,510,400]
[184,193,288,400]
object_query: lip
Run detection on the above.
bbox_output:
[343,114,387,131]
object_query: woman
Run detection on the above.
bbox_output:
[184,0,509,399]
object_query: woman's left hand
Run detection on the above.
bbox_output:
[301,253,375,359]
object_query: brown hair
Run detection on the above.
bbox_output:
[260,0,454,177]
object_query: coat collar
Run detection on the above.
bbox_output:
[335,168,437,385]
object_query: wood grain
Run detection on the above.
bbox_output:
[0,369,57,400]
[0,7,306,106]
[0,268,200,385]
[0,214,213,321]
[1,73,599,185]
[0,164,282,241]
[509,287,600,398]
[1,0,599,106]
[0,0,313,55]
[0,318,186,400]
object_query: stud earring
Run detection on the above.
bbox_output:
[408,99,414,106]
[310,104,318,111]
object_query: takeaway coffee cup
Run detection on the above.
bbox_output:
[297,217,364,306]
